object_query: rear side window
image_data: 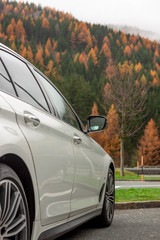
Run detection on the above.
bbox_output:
[0,57,16,96]
[1,51,49,112]
[34,70,81,131]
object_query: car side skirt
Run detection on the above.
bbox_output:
[38,209,101,240]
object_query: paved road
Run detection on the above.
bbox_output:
[57,208,160,240]
[116,181,160,189]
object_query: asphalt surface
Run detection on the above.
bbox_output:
[57,208,160,240]
[116,180,160,189]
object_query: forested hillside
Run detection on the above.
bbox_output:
[1,0,160,167]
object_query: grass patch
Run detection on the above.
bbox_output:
[115,169,160,180]
[115,188,160,202]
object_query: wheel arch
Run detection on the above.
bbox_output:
[0,153,35,233]
[109,162,115,180]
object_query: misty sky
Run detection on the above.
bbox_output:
[20,0,160,33]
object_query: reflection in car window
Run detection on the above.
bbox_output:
[1,51,49,112]
[0,58,16,96]
[34,70,81,130]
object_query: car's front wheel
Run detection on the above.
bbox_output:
[0,163,30,240]
[98,168,115,227]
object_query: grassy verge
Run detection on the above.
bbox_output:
[115,169,160,180]
[115,188,160,202]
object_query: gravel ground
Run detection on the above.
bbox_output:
[57,208,160,240]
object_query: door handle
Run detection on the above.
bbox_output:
[24,113,40,127]
[73,135,82,144]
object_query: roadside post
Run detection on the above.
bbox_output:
[137,158,139,176]
[141,146,144,182]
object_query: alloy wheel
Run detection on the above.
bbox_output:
[106,170,115,222]
[0,180,28,240]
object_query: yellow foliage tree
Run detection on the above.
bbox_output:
[10,42,17,51]
[135,62,142,72]
[140,74,147,84]
[88,48,97,65]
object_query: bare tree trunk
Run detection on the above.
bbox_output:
[120,137,124,176]
[103,64,149,174]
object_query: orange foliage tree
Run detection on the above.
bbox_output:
[56,52,61,63]
[138,119,160,166]
[27,46,33,63]
[6,24,14,37]
[21,47,27,58]
[52,39,57,51]
[77,23,92,50]
[101,36,112,59]
[35,48,44,66]
[42,18,50,30]
[104,104,120,166]
[152,77,159,86]
[45,47,50,57]
[124,45,131,57]
[70,32,76,48]
[15,19,26,43]
[79,52,88,70]
[121,32,127,45]
[45,60,57,78]
[105,59,117,80]
[154,49,159,57]
[45,38,52,52]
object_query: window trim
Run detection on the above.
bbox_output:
[0,57,18,97]
[30,67,57,117]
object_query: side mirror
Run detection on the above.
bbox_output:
[87,116,107,133]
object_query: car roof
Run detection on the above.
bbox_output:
[0,43,32,66]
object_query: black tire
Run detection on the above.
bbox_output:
[98,168,115,227]
[0,163,30,239]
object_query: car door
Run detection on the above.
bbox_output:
[1,49,75,226]
[70,129,106,216]
[34,70,105,216]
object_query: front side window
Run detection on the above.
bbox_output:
[34,70,81,130]
[1,51,49,112]
[0,56,16,96]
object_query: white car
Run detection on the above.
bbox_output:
[0,43,115,240]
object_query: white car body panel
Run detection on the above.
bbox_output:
[0,91,75,225]
[1,91,111,226]
[0,43,115,240]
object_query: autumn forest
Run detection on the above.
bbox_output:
[1,0,160,170]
